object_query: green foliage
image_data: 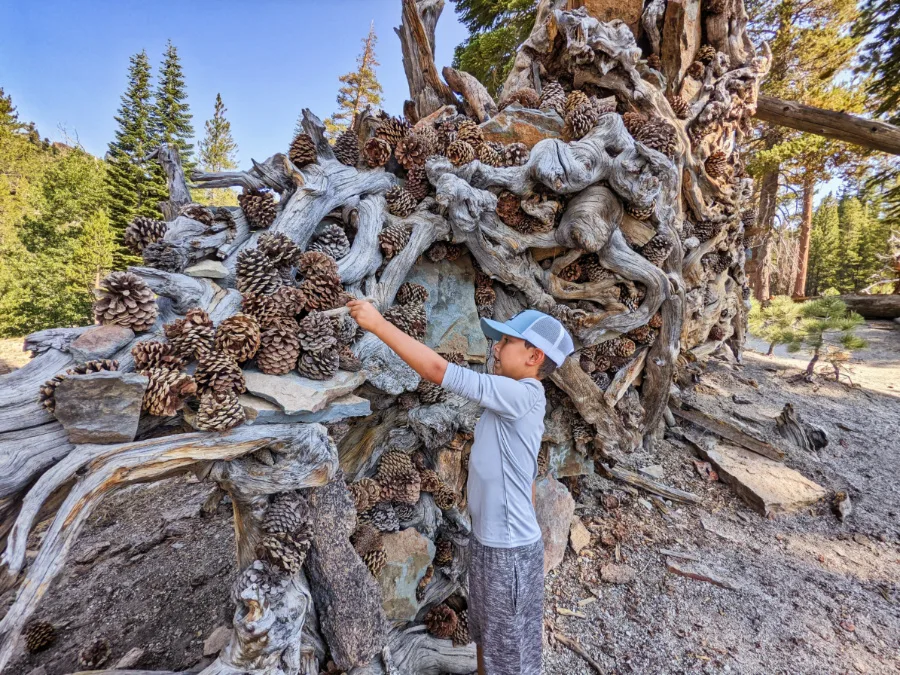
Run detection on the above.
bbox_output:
[748,296,800,353]
[197,93,238,206]
[322,22,383,138]
[451,0,537,98]
[154,40,195,170]
[855,0,900,123]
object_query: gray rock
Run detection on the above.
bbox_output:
[240,393,371,425]
[546,441,593,478]
[185,259,229,279]
[203,625,232,656]
[68,325,134,363]
[243,369,366,415]
[639,464,665,480]
[405,257,488,362]
[75,541,111,564]
[535,476,575,573]
[378,528,435,623]
[479,105,564,148]
[54,371,147,444]
[601,563,637,584]
[114,647,146,668]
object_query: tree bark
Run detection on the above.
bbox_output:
[792,174,815,298]
[747,168,778,301]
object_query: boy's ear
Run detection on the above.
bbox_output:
[529,347,546,367]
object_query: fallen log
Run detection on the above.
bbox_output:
[596,462,701,504]
[670,405,786,461]
[836,294,900,319]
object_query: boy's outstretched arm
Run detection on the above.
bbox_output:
[347,299,448,384]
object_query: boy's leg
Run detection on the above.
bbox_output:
[515,539,545,675]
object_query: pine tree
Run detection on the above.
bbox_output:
[106,50,167,266]
[0,88,25,132]
[806,195,841,295]
[197,93,238,206]
[323,22,383,138]
[154,40,195,169]
[855,0,900,124]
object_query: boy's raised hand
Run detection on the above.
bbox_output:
[346,298,384,333]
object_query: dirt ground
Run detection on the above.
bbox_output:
[5,322,900,674]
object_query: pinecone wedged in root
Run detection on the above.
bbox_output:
[634,118,678,158]
[709,325,726,341]
[308,223,351,260]
[649,312,663,329]
[626,202,654,220]
[298,251,342,311]
[396,282,428,305]
[417,565,434,601]
[375,115,411,147]
[476,142,504,167]
[417,379,445,405]
[334,131,360,166]
[257,320,302,375]
[705,151,728,179]
[395,134,431,169]
[641,233,675,266]
[79,637,111,669]
[405,166,430,202]
[379,222,412,258]
[258,232,303,268]
[289,133,317,167]
[434,537,453,567]
[425,604,458,639]
[503,142,529,167]
[446,140,475,166]
[667,93,690,120]
[456,119,483,146]
[297,348,339,380]
[621,111,649,135]
[195,352,245,394]
[426,241,448,262]
[239,188,278,229]
[565,90,590,115]
[419,468,443,493]
[565,103,598,140]
[499,88,540,110]
[194,390,244,431]
[385,186,417,217]
[131,340,186,371]
[559,261,583,282]
[433,483,459,510]
[363,137,392,167]
[539,80,567,116]
[236,248,281,296]
[349,478,382,512]
[697,44,717,64]
[179,203,214,226]
[93,271,159,332]
[627,325,657,346]
[687,60,706,79]
[596,337,637,358]
[141,367,197,417]
[24,621,55,653]
[384,301,426,341]
[376,451,421,504]
[297,311,337,351]
[337,344,362,371]
[124,216,166,253]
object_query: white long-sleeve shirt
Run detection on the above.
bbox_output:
[441,363,545,548]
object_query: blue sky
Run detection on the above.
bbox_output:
[0,0,469,165]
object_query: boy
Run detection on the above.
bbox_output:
[347,299,575,675]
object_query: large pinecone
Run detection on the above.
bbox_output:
[456,119,483,146]
[434,537,453,567]
[503,142,529,167]
[433,484,459,510]
[179,203,214,226]
[418,468,444,493]
[565,103,598,140]
[297,348,339,380]
[298,259,342,312]
[622,111,649,135]
[425,604,458,639]
[131,340,185,371]
[596,337,636,358]
[273,286,308,316]
[236,248,281,296]
[395,134,431,169]
[79,638,111,669]
[334,131,360,166]
[360,502,400,532]
[24,621,55,653]
[379,222,412,258]
[215,314,261,362]
[363,137,392,167]
[667,93,690,120]
[499,88,540,110]
[405,166,430,202]
[626,202,654,220]
[476,142,504,167]
[697,44,717,64]
[242,292,287,329]
[565,90,590,114]
[124,216,166,253]
[289,133,318,167]
[693,219,725,241]
[375,115,411,147]
[258,232,303,268]
[194,390,244,431]
[309,223,351,260]
[164,308,215,360]
[297,311,337,351]
[474,285,496,319]
[257,494,312,574]
[352,523,384,556]
[384,301,427,341]
[496,191,526,229]
[195,352,245,394]
[539,80,567,116]
[705,151,728,179]
[634,119,678,158]
[417,379,445,405]
[256,320,302,375]
[626,325,657,346]
[396,282,428,305]
[377,451,422,504]
[649,312,663,329]
[446,140,475,166]
[337,344,362,372]
[709,324,726,341]
[93,271,158,332]
[141,367,197,417]
[687,60,706,79]
[239,188,278,229]
[385,186,417,217]
[426,241,448,262]
[641,233,675,266]
[349,478,382,513]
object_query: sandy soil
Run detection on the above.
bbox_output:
[0,338,30,376]
[4,323,899,674]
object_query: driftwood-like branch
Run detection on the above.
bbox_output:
[597,462,701,504]
[145,143,193,220]
[338,195,388,285]
[670,405,786,461]
[442,67,498,122]
[349,625,476,675]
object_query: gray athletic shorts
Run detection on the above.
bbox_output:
[468,537,544,675]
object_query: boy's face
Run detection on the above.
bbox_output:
[492,335,545,379]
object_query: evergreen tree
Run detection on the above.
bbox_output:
[451,0,537,97]
[0,88,25,131]
[806,195,841,295]
[154,40,195,169]
[197,93,238,206]
[323,22,383,138]
[106,50,167,266]
[837,195,868,291]
[855,0,900,123]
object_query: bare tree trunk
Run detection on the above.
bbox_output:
[747,168,778,301]
[792,174,815,298]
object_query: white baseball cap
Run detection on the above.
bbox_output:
[480,309,575,366]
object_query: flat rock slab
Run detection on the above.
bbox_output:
[54,371,147,444]
[405,257,488,362]
[378,527,435,623]
[68,325,134,363]
[480,105,564,148]
[698,443,827,516]
[569,517,591,554]
[240,393,371,425]
[185,259,229,279]
[243,369,365,415]
[666,558,743,591]
[203,625,232,656]
[535,476,575,573]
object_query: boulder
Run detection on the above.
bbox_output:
[54,371,147,444]
[68,325,134,363]
[243,369,366,415]
[185,259,229,279]
[240,393,371,425]
[546,441,593,478]
[569,517,591,554]
[378,528,435,623]
[479,106,564,148]
[535,476,576,573]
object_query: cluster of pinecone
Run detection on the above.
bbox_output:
[382,282,429,342]
[424,601,470,646]
[256,493,312,575]
[576,314,662,389]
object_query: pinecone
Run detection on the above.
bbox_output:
[455,119,483,146]
[24,621,55,653]
[337,344,362,371]
[273,286,308,316]
[236,248,281,296]
[350,478,382,512]
[293,347,336,380]
[697,44,717,64]
[417,565,434,601]
[379,222,412,258]
[141,367,197,417]
[647,53,662,70]
[476,142,504,167]
[242,292,287,329]
[352,522,384,557]
[426,241,448,262]
[582,256,612,282]
[622,111,649,135]
[474,285,496,318]
[634,119,678,158]
[124,216,166,253]
[705,151,728,179]
[687,60,706,79]
[195,352,245,394]
[363,137,392,167]
[405,166,430,202]
[79,637,111,669]
[131,340,185,371]
[296,311,337,351]
[434,537,453,567]
[141,240,188,273]
[258,232,303,268]
[417,379,445,405]
[702,252,730,274]
[580,351,597,373]
[289,133,318,167]
[641,234,675,266]
[194,390,244,431]
[539,80,567,116]
[384,301,427,340]
[572,416,593,446]
[164,308,215,359]
[433,484,459,510]
[263,493,309,535]
[693,220,724,241]
[591,370,612,390]
[213,314,261,362]
[559,261,583,282]
[255,320,301,375]
[395,134,431,169]
[334,131,360,166]
[308,223,351,260]
[385,186,417,217]
[626,202,654,220]
[418,469,443,493]
[258,530,310,574]
[93,271,158,332]
[503,142,529,167]
[741,205,759,229]
[446,140,476,166]
[375,116,411,147]
[709,325,726,341]
[360,502,400,532]
[499,88,540,110]
[396,282,428,305]
[626,325,657,346]
[566,103,598,140]
[179,203,213,226]
[565,90,590,115]
[646,313,662,330]
[425,604,458,639]
[239,188,278,229]
[667,93,690,120]
[496,191,527,230]
[596,337,636,358]
[537,444,550,477]
[298,251,342,311]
